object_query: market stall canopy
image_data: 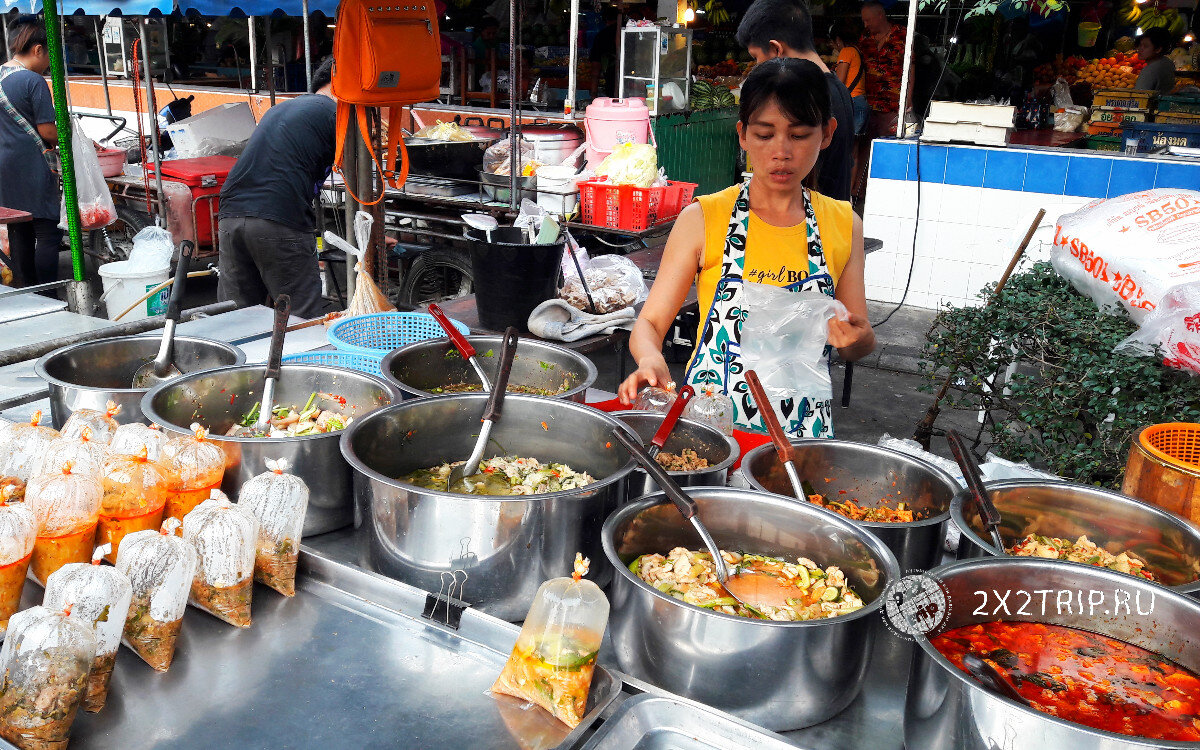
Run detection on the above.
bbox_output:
[3,0,172,14]
[176,0,338,15]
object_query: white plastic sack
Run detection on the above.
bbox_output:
[741,284,847,404]
[1115,280,1200,376]
[127,225,174,271]
[61,117,116,232]
[560,253,648,314]
[1051,189,1200,323]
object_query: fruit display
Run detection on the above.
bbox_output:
[1034,55,1088,85]
[690,80,736,111]
[1076,52,1145,89]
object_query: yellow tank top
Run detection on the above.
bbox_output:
[693,184,853,343]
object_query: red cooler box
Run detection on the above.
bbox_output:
[148,156,237,246]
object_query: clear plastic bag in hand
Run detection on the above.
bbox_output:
[682,385,735,436]
[741,284,847,409]
[25,463,102,585]
[0,604,96,750]
[60,402,121,445]
[43,545,133,713]
[633,383,677,413]
[492,554,609,728]
[114,518,198,671]
[98,448,168,564]
[0,493,36,634]
[238,458,309,596]
[41,428,110,478]
[1,411,59,484]
[160,426,226,526]
[108,423,170,462]
[182,493,259,627]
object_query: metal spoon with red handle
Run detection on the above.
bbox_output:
[429,302,492,393]
[647,385,695,459]
[745,370,815,501]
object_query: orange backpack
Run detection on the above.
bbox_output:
[331,0,443,204]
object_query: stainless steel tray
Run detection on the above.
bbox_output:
[26,548,619,749]
[579,694,799,750]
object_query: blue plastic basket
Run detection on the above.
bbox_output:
[280,351,385,377]
[326,312,470,357]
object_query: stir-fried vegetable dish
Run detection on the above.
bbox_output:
[1008,533,1156,581]
[429,381,569,396]
[807,493,920,523]
[631,548,864,621]
[932,621,1200,740]
[654,449,710,472]
[226,393,351,437]
[398,456,595,496]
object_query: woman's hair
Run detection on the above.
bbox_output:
[829,19,862,46]
[8,16,46,58]
[311,56,334,93]
[1139,28,1172,55]
[738,57,831,128]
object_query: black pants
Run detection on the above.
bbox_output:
[6,218,62,287]
[217,215,324,319]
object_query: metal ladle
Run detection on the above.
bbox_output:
[962,653,1030,706]
[947,429,1008,555]
[447,327,519,493]
[462,213,498,243]
[428,302,492,392]
[231,295,291,437]
[131,241,195,388]
[745,370,816,500]
[610,427,760,613]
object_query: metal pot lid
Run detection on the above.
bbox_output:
[514,124,584,141]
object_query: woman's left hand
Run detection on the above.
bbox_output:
[827,313,874,353]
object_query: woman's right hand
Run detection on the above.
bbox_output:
[618,355,673,404]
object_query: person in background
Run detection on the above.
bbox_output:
[1135,28,1176,95]
[830,20,869,201]
[859,0,913,137]
[736,0,854,203]
[0,16,60,288]
[217,56,335,319]
[618,58,874,438]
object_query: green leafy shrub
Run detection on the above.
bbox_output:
[920,261,1200,488]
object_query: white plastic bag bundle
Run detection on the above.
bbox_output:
[42,428,110,477]
[114,518,198,671]
[43,544,133,713]
[108,423,170,462]
[1115,280,1200,376]
[182,493,259,628]
[0,605,96,748]
[60,401,122,445]
[741,284,848,406]
[126,225,174,271]
[560,253,648,314]
[1051,189,1200,323]
[60,116,116,232]
[238,458,309,597]
[0,411,59,483]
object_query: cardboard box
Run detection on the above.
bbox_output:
[926,101,1016,128]
[921,119,1009,147]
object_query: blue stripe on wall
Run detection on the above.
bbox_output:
[868,139,1199,197]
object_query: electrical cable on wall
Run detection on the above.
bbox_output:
[873,3,967,328]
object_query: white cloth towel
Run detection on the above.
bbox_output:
[526,299,637,342]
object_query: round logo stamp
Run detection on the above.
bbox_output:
[882,572,952,640]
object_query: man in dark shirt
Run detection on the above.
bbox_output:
[736,0,854,202]
[217,57,335,318]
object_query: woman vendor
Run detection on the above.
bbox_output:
[618,58,875,438]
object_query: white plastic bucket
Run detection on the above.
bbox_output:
[535,166,580,216]
[98,261,170,321]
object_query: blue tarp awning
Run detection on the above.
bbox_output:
[4,0,172,14]
[3,0,337,15]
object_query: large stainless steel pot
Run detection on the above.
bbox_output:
[743,439,959,573]
[952,479,1200,596]
[340,394,639,621]
[612,410,739,497]
[142,364,399,536]
[906,557,1200,749]
[602,487,901,731]
[381,335,597,402]
[36,335,245,428]
[518,123,584,167]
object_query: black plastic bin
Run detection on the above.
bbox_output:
[465,227,565,332]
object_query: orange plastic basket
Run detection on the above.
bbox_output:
[1138,423,1200,474]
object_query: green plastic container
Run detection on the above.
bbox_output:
[1158,95,1200,115]
[652,107,740,197]
[1086,134,1123,151]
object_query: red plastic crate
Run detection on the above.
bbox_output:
[577,179,699,231]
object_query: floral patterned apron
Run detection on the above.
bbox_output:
[684,180,836,438]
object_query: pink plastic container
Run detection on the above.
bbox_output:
[96,148,126,178]
[583,98,652,170]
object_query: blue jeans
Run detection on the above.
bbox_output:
[851,95,869,136]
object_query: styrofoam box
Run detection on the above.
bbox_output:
[165,103,256,155]
[921,120,1009,147]
[926,101,1016,128]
